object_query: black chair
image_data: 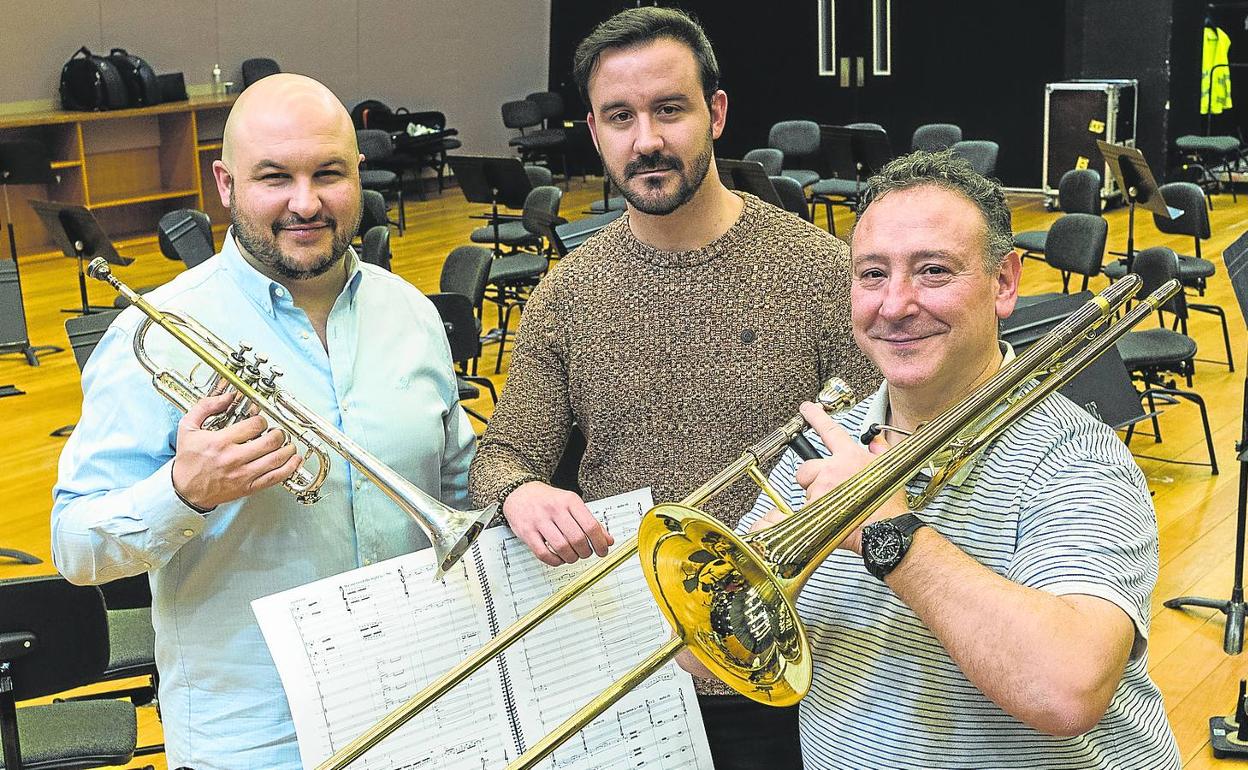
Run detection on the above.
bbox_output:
[1175,133,1243,205]
[360,226,391,271]
[470,184,561,254]
[1013,169,1102,263]
[770,175,813,221]
[1115,246,1218,473]
[358,189,388,237]
[768,120,822,190]
[743,148,783,176]
[503,100,567,189]
[951,140,999,177]
[1102,181,1232,370]
[439,245,493,374]
[427,292,497,426]
[156,209,214,269]
[480,186,564,372]
[1037,212,1108,295]
[809,124,891,235]
[240,57,280,89]
[0,576,139,770]
[910,123,963,153]
[549,209,625,258]
[356,130,405,234]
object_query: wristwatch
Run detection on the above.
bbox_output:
[860,512,926,580]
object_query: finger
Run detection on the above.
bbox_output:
[566,503,613,556]
[799,401,859,455]
[519,526,565,567]
[241,442,298,480]
[867,431,891,455]
[216,414,269,444]
[180,391,238,430]
[536,522,579,565]
[250,451,304,493]
[551,509,594,559]
[233,428,289,464]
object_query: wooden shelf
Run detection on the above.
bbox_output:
[50,160,81,169]
[197,142,222,152]
[89,188,199,209]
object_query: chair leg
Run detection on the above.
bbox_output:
[1143,386,1219,474]
[1189,302,1235,371]
[397,188,406,234]
[1145,389,1163,443]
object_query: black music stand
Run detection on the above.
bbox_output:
[1169,229,1248,758]
[28,199,131,315]
[0,141,63,365]
[716,158,784,207]
[1097,141,1177,271]
[446,155,533,253]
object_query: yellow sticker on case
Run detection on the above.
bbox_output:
[1088,119,1105,134]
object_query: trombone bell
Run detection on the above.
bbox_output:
[638,504,810,705]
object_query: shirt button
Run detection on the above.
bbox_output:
[141,561,151,569]
[355,479,363,490]
[275,287,286,298]
[182,529,195,537]
[301,331,310,340]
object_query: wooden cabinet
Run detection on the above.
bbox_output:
[0,95,235,262]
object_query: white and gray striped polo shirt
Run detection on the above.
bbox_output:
[740,381,1180,770]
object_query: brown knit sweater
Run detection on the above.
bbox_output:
[469,192,880,694]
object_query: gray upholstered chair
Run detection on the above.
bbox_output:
[768,120,822,189]
[1115,246,1217,473]
[910,123,963,153]
[1175,133,1243,205]
[0,576,140,770]
[356,129,405,234]
[360,226,391,271]
[240,57,280,88]
[1013,169,1102,263]
[770,175,813,221]
[743,148,783,176]
[504,99,567,188]
[951,139,999,177]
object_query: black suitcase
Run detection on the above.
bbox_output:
[108,48,161,107]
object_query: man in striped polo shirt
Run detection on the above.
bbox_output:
[698,150,1180,768]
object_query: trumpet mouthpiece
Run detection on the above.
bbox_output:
[86,257,112,282]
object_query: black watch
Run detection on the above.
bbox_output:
[861,512,926,580]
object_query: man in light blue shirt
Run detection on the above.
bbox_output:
[52,74,476,770]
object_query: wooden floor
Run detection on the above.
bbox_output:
[6,176,1248,768]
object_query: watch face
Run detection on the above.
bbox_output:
[867,526,903,568]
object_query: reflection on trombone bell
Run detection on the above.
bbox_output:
[321,275,1178,770]
[85,256,496,578]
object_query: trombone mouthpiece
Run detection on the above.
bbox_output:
[86,257,112,282]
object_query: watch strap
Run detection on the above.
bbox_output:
[862,512,926,580]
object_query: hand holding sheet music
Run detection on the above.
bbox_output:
[253,488,716,769]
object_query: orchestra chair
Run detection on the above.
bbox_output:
[428,292,496,426]
[1115,246,1218,473]
[0,575,142,770]
[1013,168,1101,264]
[910,123,963,153]
[767,120,822,190]
[360,226,391,271]
[951,139,999,177]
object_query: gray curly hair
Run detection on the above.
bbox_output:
[854,150,1014,272]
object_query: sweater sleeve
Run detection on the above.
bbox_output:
[468,272,575,508]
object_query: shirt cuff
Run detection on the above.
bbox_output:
[131,459,212,541]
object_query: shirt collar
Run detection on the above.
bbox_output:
[858,341,1016,488]
[219,228,364,317]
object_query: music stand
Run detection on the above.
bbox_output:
[28,199,131,315]
[0,141,63,365]
[716,158,784,207]
[1097,141,1177,271]
[446,155,533,253]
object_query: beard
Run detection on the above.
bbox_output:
[605,131,714,216]
[229,188,360,281]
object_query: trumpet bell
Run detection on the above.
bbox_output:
[638,503,811,706]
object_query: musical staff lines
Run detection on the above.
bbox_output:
[253,489,713,770]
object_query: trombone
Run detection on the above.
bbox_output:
[324,274,1176,770]
[86,257,496,578]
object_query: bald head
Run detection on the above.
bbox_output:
[221,73,357,169]
[212,73,364,285]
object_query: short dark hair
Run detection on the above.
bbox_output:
[573,7,720,109]
[855,149,1014,271]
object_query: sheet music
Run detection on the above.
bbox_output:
[253,488,715,770]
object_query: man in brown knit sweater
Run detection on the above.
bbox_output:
[468,7,878,769]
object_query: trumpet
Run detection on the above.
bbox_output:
[86,257,495,578]
[325,274,1178,770]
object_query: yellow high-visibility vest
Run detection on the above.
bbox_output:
[1203,26,1233,115]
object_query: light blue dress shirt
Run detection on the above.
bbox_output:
[52,232,476,770]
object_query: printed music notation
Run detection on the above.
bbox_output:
[253,488,715,769]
